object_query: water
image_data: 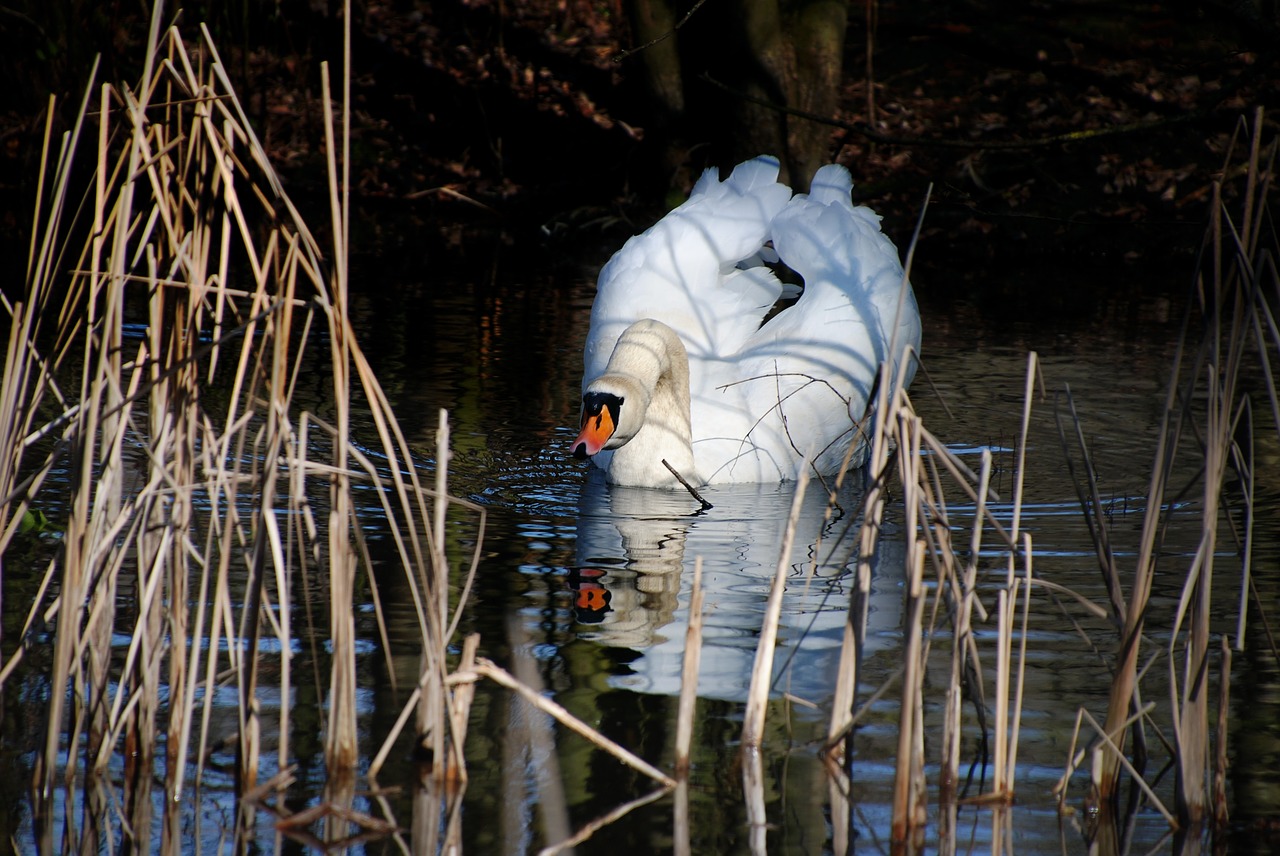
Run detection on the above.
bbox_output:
[336,233,1275,853]
[4,223,1278,854]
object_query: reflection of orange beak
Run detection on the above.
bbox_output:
[571,404,615,458]
[575,585,610,613]
[568,567,612,624]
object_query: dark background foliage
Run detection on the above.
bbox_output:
[2,0,1277,292]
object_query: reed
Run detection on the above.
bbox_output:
[1084,107,1278,831]
[816,192,1040,851]
[817,110,1277,853]
[0,9,486,851]
[3,5,1275,853]
[742,469,809,748]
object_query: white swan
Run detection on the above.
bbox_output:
[571,155,921,487]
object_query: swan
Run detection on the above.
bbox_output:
[571,155,921,487]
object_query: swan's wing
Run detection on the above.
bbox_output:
[807,164,921,389]
[583,157,792,385]
[715,164,920,472]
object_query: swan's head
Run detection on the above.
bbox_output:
[571,389,627,459]
[570,320,686,474]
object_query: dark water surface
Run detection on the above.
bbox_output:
[6,224,1278,853]
[330,228,1276,854]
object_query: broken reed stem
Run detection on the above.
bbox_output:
[891,542,927,844]
[743,469,809,749]
[989,352,1037,799]
[320,56,359,772]
[992,564,1013,796]
[1004,532,1033,792]
[1010,351,1039,545]
[675,557,705,774]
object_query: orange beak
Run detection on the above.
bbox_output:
[571,402,616,458]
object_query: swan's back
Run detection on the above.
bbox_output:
[580,157,921,484]
[583,157,792,383]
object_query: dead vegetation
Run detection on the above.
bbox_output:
[0,5,1277,853]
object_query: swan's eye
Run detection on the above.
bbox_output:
[572,392,624,458]
[580,392,623,429]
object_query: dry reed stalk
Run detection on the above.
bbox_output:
[674,778,693,856]
[743,743,769,852]
[1169,176,1239,824]
[447,632,481,781]
[1089,110,1275,824]
[743,470,809,748]
[435,636,479,856]
[0,9,492,849]
[890,409,927,844]
[1213,635,1231,830]
[675,556,705,774]
[984,355,1039,802]
[991,574,1015,799]
[1002,532,1033,792]
[891,540,927,845]
[420,409,451,775]
[319,56,359,772]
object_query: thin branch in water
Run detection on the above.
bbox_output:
[662,458,713,510]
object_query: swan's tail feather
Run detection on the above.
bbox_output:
[690,154,782,200]
[726,155,785,193]
[588,155,791,371]
[805,163,856,212]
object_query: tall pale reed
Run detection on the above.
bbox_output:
[0,13,484,852]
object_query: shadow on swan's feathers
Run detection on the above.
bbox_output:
[576,155,921,487]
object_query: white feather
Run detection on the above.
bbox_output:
[575,156,920,486]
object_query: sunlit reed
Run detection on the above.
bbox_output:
[1087,107,1276,831]
[0,12,486,851]
[1,5,1275,853]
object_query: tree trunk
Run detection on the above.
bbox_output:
[786,0,849,186]
[623,0,850,193]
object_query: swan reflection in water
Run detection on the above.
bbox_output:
[566,469,905,705]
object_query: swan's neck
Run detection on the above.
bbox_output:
[595,320,696,488]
